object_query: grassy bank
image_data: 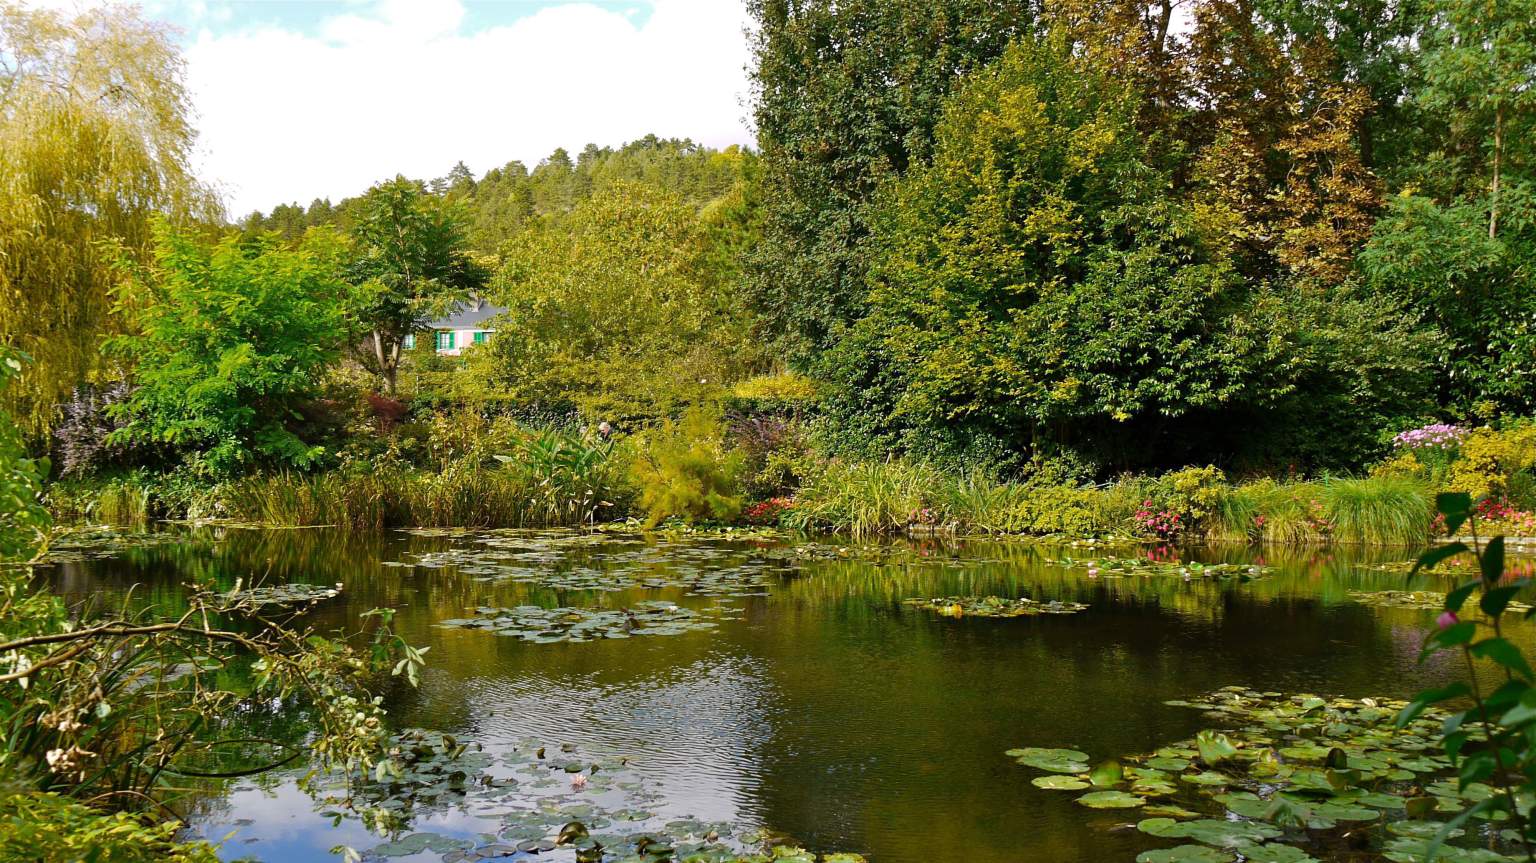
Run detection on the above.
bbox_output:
[45,413,1536,546]
[50,459,1451,546]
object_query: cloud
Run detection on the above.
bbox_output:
[177,0,754,215]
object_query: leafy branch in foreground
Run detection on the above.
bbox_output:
[1399,492,1536,862]
[0,347,427,859]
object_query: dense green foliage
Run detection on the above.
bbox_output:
[106,221,350,475]
[0,3,211,436]
[745,0,1037,358]
[471,182,759,418]
[345,177,489,395]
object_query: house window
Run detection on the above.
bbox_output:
[435,331,455,351]
[402,334,416,350]
[473,331,489,345]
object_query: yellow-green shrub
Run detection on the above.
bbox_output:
[0,792,218,863]
[1445,425,1536,500]
[629,407,746,526]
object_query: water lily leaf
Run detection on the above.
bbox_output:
[1382,837,1517,862]
[1075,791,1146,809]
[1137,818,1281,848]
[1232,842,1320,863]
[1135,846,1236,863]
[1196,731,1237,766]
[1089,760,1125,787]
[1179,771,1228,786]
[1032,775,1090,790]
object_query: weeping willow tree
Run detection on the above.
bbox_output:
[0,3,213,436]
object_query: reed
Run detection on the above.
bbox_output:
[1320,475,1432,545]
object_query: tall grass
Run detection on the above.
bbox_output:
[223,430,626,529]
[93,480,150,524]
[1321,475,1432,545]
[1208,476,1431,544]
[786,460,937,537]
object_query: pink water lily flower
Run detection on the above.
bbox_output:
[1437,610,1459,630]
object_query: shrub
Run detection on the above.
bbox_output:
[784,459,935,536]
[1320,475,1432,544]
[53,382,134,478]
[1445,424,1536,501]
[0,792,218,863]
[105,221,350,475]
[629,407,745,526]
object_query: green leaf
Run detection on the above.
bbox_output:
[1479,584,1523,619]
[1480,536,1506,586]
[1410,543,1469,581]
[1437,493,1473,534]
[1445,581,1479,613]
[1469,637,1533,681]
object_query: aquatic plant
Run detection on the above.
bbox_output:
[1320,476,1433,545]
[1396,493,1536,861]
[903,596,1088,617]
[437,600,737,643]
[1010,688,1486,862]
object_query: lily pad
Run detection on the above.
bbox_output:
[1076,790,1146,809]
[903,595,1088,617]
[1135,846,1236,863]
[1031,775,1090,790]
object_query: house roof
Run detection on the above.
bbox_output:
[428,299,505,330]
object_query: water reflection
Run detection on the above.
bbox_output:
[38,527,1531,863]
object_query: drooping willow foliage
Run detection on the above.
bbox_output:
[0,3,214,437]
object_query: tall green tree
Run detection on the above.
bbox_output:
[0,3,212,436]
[477,182,758,418]
[345,176,488,394]
[745,0,1036,359]
[1415,0,1536,236]
[106,221,350,475]
[827,33,1258,461]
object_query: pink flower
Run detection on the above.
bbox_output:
[1437,610,1459,630]
[571,773,588,790]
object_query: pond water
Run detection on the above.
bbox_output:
[40,526,1530,863]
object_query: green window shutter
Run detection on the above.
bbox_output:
[473,331,488,345]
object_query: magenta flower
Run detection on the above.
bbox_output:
[1436,610,1459,630]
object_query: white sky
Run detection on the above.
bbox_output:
[30,1,757,215]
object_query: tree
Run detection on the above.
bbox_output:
[0,3,212,436]
[478,182,758,418]
[745,0,1036,359]
[345,176,488,394]
[106,221,350,475]
[1416,0,1536,238]
[825,34,1263,462]
[1360,189,1536,416]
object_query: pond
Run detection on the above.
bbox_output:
[39,526,1530,863]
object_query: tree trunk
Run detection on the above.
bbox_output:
[371,329,398,395]
[1490,104,1503,240]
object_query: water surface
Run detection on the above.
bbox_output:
[44,526,1510,862]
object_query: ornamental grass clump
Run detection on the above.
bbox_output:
[1320,475,1432,545]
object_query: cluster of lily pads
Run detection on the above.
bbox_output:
[1011,687,1525,863]
[309,731,865,863]
[1348,589,1532,614]
[437,601,736,643]
[387,529,785,598]
[1048,555,1271,580]
[902,595,1088,618]
[227,581,343,608]
[21,526,189,565]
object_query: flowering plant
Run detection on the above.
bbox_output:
[1134,500,1183,539]
[743,496,795,525]
[1393,423,1469,450]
